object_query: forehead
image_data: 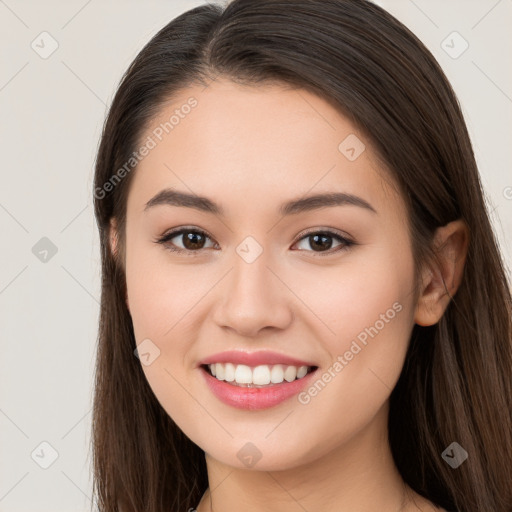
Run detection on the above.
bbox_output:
[127,78,403,220]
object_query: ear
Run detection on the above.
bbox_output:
[109,218,130,311]
[109,218,119,259]
[414,219,469,326]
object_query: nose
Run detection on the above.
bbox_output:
[212,252,293,338]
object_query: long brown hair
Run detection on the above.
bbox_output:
[91,1,512,511]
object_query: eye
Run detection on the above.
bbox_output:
[154,227,218,255]
[154,227,355,256]
[292,229,354,256]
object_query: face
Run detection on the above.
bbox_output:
[119,78,419,470]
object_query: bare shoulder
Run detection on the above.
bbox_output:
[407,502,448,512]
[406,489,448,512]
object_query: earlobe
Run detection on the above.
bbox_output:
[414,219,469,327]
[109,218,118,259]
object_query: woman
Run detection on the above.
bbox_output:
[91,1,512,511]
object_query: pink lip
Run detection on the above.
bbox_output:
[197,350,317,368]
[200,366,318,410]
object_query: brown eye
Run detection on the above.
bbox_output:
[154,227,354,257]
[180,231,207,250]
[293,230,354,256]
[307,233,334,251]
[156,228,217,254]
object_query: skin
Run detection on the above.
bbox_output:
[110,78,468,512]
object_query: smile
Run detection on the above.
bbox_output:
[205,362,315,386]
[200,364,319,410]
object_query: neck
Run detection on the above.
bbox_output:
[196,402,418,512]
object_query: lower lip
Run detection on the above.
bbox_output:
[200,366,318,410]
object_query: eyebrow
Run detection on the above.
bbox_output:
[144,188,377,216]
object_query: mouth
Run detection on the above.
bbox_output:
[201,363,318,388]
[197,349,321,410]
[199,362,319,410]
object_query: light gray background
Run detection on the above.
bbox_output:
[0,1,511,511]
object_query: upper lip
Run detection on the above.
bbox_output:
[198,350,318,368]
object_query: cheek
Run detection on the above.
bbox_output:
[307,249,413,332]
[290,251,415,443]
[125,236,196,341]
[125,240,207,428]
[303,245,416,383]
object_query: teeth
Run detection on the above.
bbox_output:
[253,365,271,385]
[297,366,308,379]
[207,363,312,386]
[224,362,235,382]
[284,365,297,382]
[234,364,252,384]
[215,363,225,380]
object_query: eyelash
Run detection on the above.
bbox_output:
[153,226,355,257]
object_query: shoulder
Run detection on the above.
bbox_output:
[406,494,451,512]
